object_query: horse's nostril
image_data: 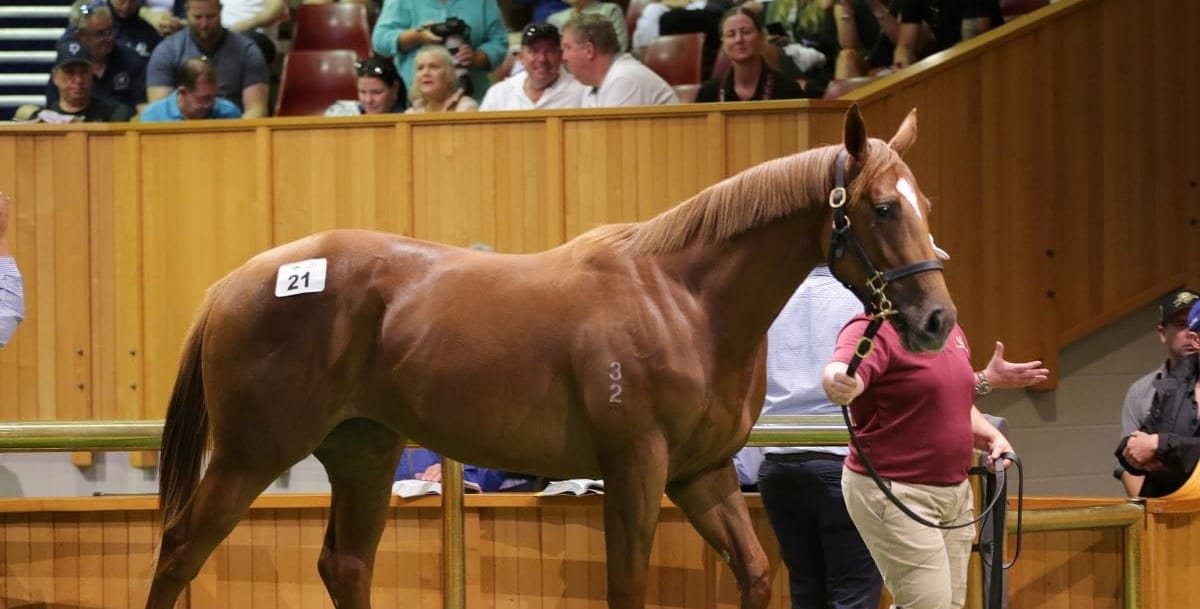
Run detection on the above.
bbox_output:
[924,307,944,337]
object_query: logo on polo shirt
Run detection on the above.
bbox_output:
[113,72,130,91]
[954,335,967,350]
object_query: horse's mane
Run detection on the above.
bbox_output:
[578,140,900,256]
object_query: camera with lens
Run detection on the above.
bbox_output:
[427,17,474,95]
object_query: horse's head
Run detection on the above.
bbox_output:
[826,104,956,353]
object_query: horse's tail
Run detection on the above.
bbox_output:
[158,286,219,530]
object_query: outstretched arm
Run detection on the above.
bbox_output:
[976,340,1049,391]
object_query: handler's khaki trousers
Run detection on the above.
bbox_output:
[842,467,975,609]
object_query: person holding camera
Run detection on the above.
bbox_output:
[371,0,509,101]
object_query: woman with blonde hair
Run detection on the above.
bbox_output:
[406,45,479,113]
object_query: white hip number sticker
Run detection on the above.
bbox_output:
[275,258,328,297]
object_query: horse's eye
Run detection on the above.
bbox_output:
[873,202,896,218]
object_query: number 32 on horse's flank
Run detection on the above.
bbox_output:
[275,258,328,297]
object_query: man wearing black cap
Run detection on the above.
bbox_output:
[1114,288,1200,496]
[17,39,135,122]
[480,22,587,110]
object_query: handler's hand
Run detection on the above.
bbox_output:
[822,363,864,405]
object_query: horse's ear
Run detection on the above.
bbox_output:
[843,103,868,160]
[888,108,918,155]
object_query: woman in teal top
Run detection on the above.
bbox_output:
[371,0,510,101]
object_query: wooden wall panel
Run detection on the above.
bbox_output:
[138,131,274,416]
[272,126,409,245]
[562,116,713,240]
[1,499,794,609]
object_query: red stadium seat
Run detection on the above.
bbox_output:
[641,32,705,86]
[274,50,360,117]
[291,3,372,59]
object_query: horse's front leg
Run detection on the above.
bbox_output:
[599,435,670,609]
[666,463,771,609]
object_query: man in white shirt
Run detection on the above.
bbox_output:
[480,22,587,111]
[0,191,25,348]
[560,14,678,108]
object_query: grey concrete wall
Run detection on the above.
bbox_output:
[977,301,1163,497]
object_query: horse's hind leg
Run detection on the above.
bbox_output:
[313,419,404,609]
[666,464,771,609]
[146,454,286,609]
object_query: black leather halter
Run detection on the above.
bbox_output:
[826,149,945,317]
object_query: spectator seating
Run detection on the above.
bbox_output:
[274,50,360,116]
[290,3,372,59]
[641,32,705,86]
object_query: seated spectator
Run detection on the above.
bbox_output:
[696,6,807,102]
[561,14,678,107]
[106,0,169,58]
[326,55,408,116]
[548,0,629,52]
[371,0,509,102]
[48,1,148,109]
[480,22,586,111]
[220,0,286,64]
[396,448,542,492]
[146,0,269,117]
[17,39,135,122]
[405,46,480,113]
[760,0,879,86]
[140,56,242,120]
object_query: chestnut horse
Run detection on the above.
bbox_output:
[145,105,955,609]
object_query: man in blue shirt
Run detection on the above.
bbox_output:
[140,56,241,121]
[145,0,269,116]
[0,192,25,349]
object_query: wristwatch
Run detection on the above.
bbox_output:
[975,371,993,396]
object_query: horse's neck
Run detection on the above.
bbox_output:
[667,211,826,361]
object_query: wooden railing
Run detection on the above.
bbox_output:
[0,418,1146,609]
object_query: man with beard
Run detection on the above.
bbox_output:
[47,1,147,109]
[145,0,269,117]
[480,22,586,111]
[18,39,134,122]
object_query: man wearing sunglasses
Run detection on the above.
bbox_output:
[45,0,148,110]
[480,23,586,111]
